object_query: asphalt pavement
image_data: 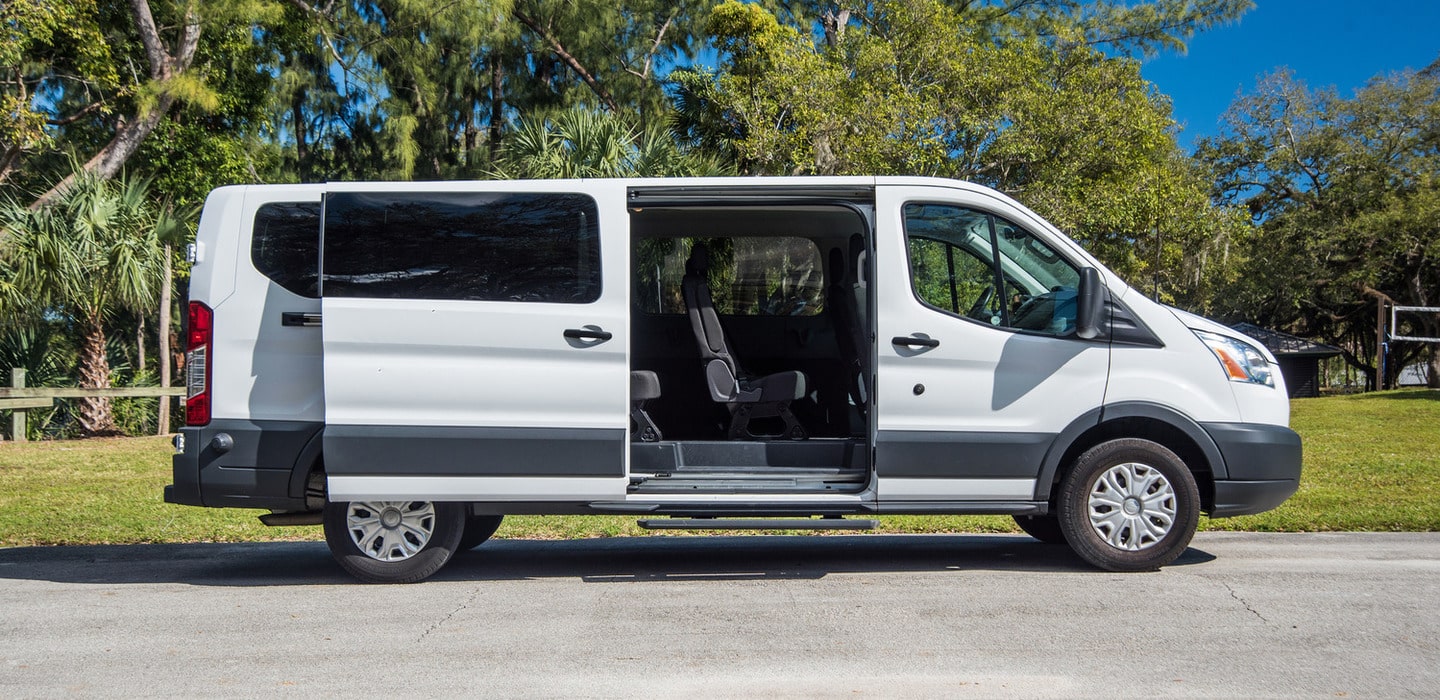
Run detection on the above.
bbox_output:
[2,532,1438,697]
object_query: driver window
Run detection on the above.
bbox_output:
[903,203,1082,336]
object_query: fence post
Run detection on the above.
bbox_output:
[9,368,25,443]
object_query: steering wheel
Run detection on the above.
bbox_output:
[967,285,995,318]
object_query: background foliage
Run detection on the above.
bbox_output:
[2,0,1438,440]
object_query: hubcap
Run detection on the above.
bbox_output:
[345,501,436,562]
[1086,463,1177,551]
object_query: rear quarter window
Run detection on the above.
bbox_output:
[251,202,321,298]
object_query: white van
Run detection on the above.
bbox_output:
[166,177,1301,583]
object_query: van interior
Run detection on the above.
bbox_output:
[627,204,874,495]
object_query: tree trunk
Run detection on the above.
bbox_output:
[489,59,505,166]
[136,315,147,374]
[77,314,117,436]
[1428,348,1440,389]
[28,0,201,209]
[157,244,173,434]
[293,93,309,181]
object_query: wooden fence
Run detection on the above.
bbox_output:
[0,368,185,442]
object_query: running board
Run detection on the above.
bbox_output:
[637,517,878,531]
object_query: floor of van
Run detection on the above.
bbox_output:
[628,438,869,494]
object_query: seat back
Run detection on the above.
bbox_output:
[682,247,742,400]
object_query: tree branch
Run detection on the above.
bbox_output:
[46,98,109,126]
[513,10,619,113]
[128,0,170,79]
[31,1,201,208]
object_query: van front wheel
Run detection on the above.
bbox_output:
[323,500,465,583]
[1012,514,1067,544]
[1057,438,1199,572]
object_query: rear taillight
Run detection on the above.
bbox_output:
[185,301,213,426]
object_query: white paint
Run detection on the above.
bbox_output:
[878,478,1036,501]
[328,475,627,502]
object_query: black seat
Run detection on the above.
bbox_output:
[681,247,808,440]
[630,371,663,442]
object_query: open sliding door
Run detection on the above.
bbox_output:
[319,181,630,502]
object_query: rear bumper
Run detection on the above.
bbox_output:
[1201,422,1303,517]
[166,419,322,510]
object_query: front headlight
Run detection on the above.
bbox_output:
[1194,330,1275,387]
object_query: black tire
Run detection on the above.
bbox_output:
[459,514,505,550]
[322,500,465,583]
[1012,513,1067,544]
[1057,438,1200,572]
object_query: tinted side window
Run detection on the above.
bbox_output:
[322,192,601,303]
[634,236,825,316]
[252,202,320,298]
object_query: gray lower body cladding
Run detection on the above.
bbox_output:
[1201,421,1302,517]
[166,419,322,510]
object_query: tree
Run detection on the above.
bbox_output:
[491,108,732,179]
[267,0,713,182]
[1,0,286,213]
[1196,66,1440,388]
[671,0,1248,301]
[0,169,178,434]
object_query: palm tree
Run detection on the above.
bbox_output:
[1,169,172,435]
[492,108,734,179]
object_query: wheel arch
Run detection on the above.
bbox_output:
[288,428,327,509]
[1036,402,1227,512]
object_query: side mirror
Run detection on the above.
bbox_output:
[1076,267,1106,340]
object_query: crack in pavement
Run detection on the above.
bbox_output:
[417,586,484,642]
[1222,582,1269,623]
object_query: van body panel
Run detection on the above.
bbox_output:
[1201,422,1303,481]
[322,425,625,476]
[171,186,327,506]
[216,185,325,425]
[876,477,1036,501]
[874,430,1052,478]
[318,180,629,493]
[1104,294,1243,424]
[872,184,1110,499]
[167,419,318,509]
[328,476,629,502]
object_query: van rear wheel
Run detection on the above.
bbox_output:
[1057,438,1199,572]
[323,500,465,583]
[459,514,505,550]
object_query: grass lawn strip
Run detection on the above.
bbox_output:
[1,390,1436,546]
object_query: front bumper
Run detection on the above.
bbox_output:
[1201,422,1303,517]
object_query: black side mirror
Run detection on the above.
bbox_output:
[1076,267,1106,340]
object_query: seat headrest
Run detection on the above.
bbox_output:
[685,246,710,275]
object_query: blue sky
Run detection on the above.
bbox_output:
[1141,1,1440,150]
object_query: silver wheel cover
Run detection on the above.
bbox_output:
[345,501,437,562]
[1086,462,1177,551]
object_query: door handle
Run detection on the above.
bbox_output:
[891,335,939,348]
[564,327,613,341]
[282,312,322,327]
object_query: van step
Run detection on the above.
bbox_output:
[636,517,878,531]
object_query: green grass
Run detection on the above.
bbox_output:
[1200,389,1440,532]
[1,389,1437,546]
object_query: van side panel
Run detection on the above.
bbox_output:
[871,184,1111,503]
[168,185,326,509]
[318,181,631,502]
